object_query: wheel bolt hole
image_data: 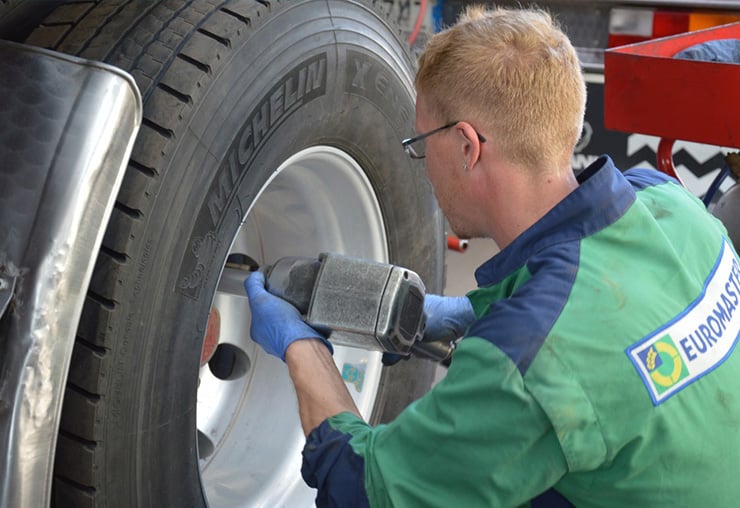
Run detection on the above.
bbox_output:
[208,343,250,380]
[197,430,215,460]
[225,253,260,272]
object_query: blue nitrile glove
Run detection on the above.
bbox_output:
[423,294,476,342]
[245,271,333,361]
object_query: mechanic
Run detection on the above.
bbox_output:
[245,6,740,507]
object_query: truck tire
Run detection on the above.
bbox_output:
[0,0,65,42]
[25,1,444,506]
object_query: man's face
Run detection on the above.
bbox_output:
[414,94,474,239]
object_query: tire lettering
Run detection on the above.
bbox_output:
[345,49,411,129]
[181,54,328,298]
[284,66,306,108]
[374,72,389,97]
[306,58,325,94]
[351,59,371,89]
[206,53,327,227]
[179,232,218,291]
[251,102,270,150]
[208,151,241,233]
[133,239,153,298]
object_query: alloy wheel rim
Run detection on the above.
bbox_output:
[197,146,388,506]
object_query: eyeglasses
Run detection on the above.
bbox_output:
[401,121,487,159]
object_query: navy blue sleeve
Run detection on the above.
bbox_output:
[301,419,371,508]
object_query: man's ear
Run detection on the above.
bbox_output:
[456,121,482,170]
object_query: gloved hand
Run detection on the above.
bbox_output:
[245,271,332,361]
[423,294,476,342]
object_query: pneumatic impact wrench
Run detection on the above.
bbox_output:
[261,252,454,364]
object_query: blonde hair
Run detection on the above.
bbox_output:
[416,6,586,170]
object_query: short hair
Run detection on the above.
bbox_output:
[415,6,586,170]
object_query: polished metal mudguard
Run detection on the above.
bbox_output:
[0,41,142,508]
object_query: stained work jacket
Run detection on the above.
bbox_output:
[302,156,740,507]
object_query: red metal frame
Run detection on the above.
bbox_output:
[604,22,740,178]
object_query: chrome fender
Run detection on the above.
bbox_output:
[0,41,141,508]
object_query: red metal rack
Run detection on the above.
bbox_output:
[604,22,740,181]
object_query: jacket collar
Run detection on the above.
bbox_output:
[474,156,635,287]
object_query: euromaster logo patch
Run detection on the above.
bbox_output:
[636,335,689,395]
[627,240,740,405]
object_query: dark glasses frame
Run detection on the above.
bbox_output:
[401,121,487,159]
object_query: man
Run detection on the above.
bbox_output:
[246,6,740,507]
